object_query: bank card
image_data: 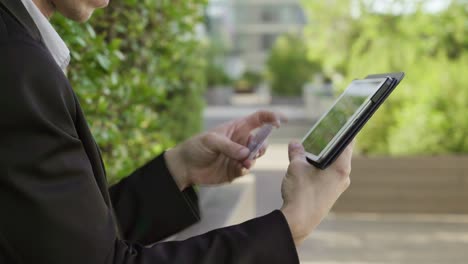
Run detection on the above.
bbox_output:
[247,124,273,160]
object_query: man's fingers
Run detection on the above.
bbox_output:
[244,110,288,130]
[329,140,355,181]
[334,140,355,164]
[288,140,306,162]
[242,158,256,170]
[204,133,250,160]
[246,135,268,159]
[257,143,268,159]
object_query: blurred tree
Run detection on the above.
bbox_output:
[205,40,232,88]
[266,34,321,96]
[234,71,263,93]
[303,0,468,155]
[52,1,208,184]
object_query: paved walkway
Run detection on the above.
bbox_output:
[298,213,468,264]
[204,105,468,264]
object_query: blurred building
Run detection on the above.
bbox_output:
[207,0,307,74]
[232,0,307,71]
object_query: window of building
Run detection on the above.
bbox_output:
[261,33,278,51]
[260,6,278,23]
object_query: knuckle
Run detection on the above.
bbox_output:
[289,159,302,169]
[256,110,272,121]
[202,132,217,144]
[335,164,352,179]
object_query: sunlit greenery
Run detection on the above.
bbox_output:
[303,0,468,155]
[52,1,208,184]
[205,40,232,88]
[266,34,321,96]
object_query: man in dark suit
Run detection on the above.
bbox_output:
[0,0,354,263]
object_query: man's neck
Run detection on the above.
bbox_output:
[32,0,55,19]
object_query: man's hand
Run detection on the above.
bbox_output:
[164,111,286,190]
[280,141,354,246]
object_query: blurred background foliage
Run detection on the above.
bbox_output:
[205,40,232,87]
[234,71,263,93]
[52,0,208,184]
[303,0,468,156]
[266,34,321,96]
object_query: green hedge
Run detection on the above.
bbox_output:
[303,1,468,155]
[266,34,321,96]
[52,1,208,184]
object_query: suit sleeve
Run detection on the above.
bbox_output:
[0,40,299,264]
[109,154,201,244]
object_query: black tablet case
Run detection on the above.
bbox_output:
[307,72,405,169]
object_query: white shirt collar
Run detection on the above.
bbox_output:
[20,0,70,70]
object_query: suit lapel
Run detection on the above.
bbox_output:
[0,0,42,41]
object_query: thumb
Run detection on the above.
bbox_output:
[288,140,306,162]
[205,133,250,161]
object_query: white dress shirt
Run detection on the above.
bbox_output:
[20,0,70,70]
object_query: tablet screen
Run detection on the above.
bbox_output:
[303,79,386,156]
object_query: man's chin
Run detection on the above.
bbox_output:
[78,1,109,21]
[76,14,93,23]
[98,0,110,8]
[65,10,93,23]
[61,1,109,23]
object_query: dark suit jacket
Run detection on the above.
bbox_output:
[0,1,299,263]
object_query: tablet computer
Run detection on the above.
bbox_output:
[302,72,405,169]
